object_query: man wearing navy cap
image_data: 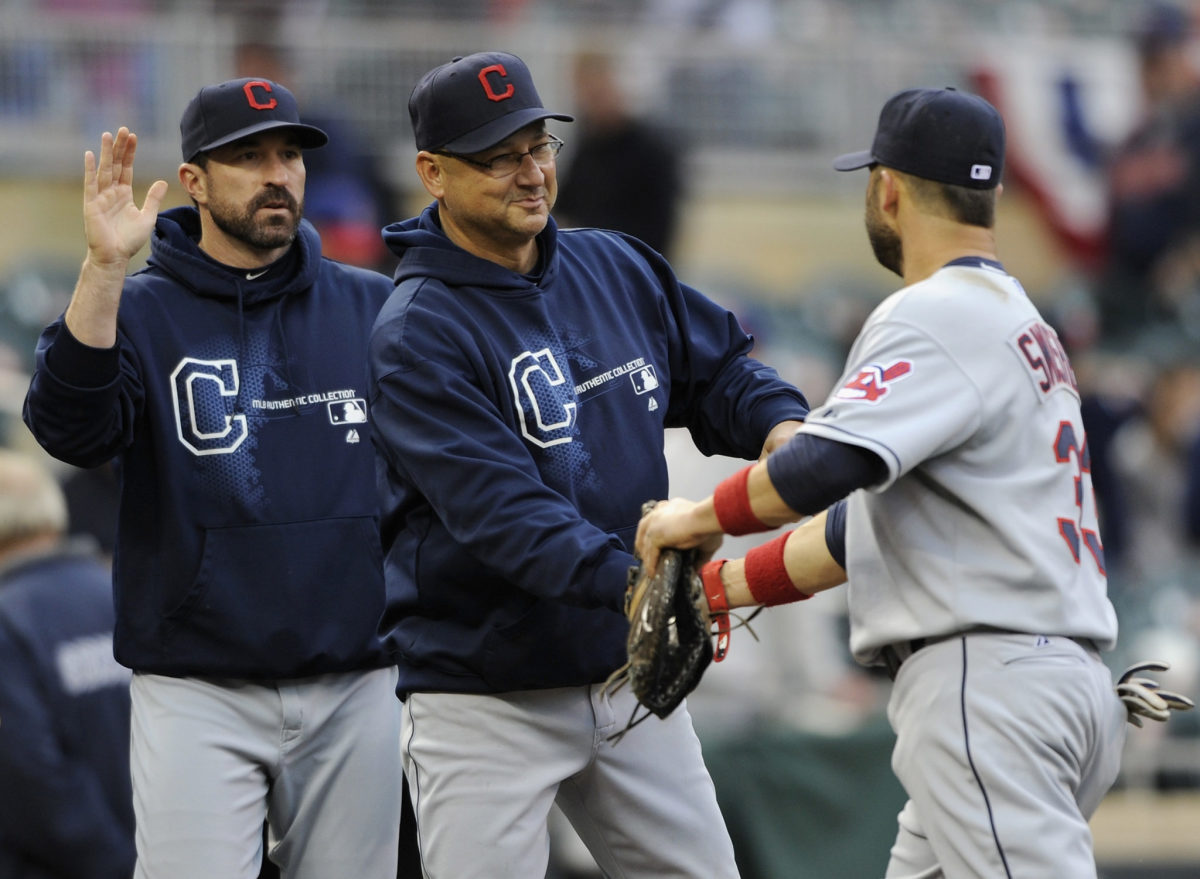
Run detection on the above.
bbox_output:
[636,86,1193,875]
[368,52,810,877]
[23,78,403,877]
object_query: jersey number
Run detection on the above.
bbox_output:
[1053,420,1105,574]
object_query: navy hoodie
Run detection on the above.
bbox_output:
[369,205,809,694]
[23,207,395,678]
[0,541,134,879]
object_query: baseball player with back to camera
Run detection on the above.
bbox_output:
[636,86,1193,878]
[22,79,403,877]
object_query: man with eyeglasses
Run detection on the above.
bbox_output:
[367,51,810,877]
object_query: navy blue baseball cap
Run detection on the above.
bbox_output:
[833,87,1005,190]
[180,77,328,162]
[409,52,573,153]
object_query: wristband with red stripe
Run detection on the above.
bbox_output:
[712,464,771,536]
[699,559,732,661]
[744,530,808,606]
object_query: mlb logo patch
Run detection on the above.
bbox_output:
[329,398,368,424]
[835,360,912,404]
[631,366,659,395]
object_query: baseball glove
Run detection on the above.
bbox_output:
[1116,660,1194,727]
[619,545,714,721]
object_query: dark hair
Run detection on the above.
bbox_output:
[905,173,996,228]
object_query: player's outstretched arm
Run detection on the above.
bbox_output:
[65,127,168,348]
[635,460,799,575]
[716,509,846,609]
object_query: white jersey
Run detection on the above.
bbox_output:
[799,259,1118,666]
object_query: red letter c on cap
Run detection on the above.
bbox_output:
[243,80,277,111]
[478,64,515,102]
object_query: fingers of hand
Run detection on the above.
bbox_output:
[143,178,169,216]
[95,130,117,191]
[1117,677,1195,724]
[1119,660,1170,683]
[635,498,691,563]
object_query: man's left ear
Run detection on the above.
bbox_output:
[877,168,901,216]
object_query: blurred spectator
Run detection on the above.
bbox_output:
[554,50,684,257]
[0,449,134,879]
[1106,359,1200,583]
[234,39,397,272]
[1094,0,1200,345]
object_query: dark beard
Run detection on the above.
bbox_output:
[866,212,903,277]
[209,186,302,251]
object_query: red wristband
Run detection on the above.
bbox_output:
[744,530,808,606]
[699,559,732,661]
[713,465,771,536]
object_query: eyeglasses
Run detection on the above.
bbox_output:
[438,134,565,178]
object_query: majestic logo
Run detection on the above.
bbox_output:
[834,360,913,404]
[243,80,277,110]
[171,358,248,455]
[478,64,515,102]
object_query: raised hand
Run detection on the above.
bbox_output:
[66,128,170,348]
[83,127,168,267]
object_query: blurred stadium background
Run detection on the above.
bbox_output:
[2,1,1199,877]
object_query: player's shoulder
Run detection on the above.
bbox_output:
[878,264,1033,330]
[558,225,658,264]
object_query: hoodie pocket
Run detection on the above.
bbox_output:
[163,516,386,676]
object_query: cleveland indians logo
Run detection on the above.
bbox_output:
[242,80,277,110]
[509,348,576,448]
[478,64,515,102]
[835,359,913,404]
[171,358,248,455]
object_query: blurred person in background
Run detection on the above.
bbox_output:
[0,449,134,879]
[1107,359,1200,584]
[21,78,403,878]
[1094,0,1200,346]
[234,38,397,273]
[554,50,684,258]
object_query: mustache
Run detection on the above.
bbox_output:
[249,186,299,213]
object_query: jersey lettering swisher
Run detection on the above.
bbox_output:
[799,259,1117,664]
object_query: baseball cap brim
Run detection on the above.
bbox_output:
[832,149,876,172]
[193,120,328,158]
[442,107,574,154]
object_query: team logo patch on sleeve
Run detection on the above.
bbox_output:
[835,359,913,404]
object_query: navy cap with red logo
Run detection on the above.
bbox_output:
[409,52,573,154]
[179,77,328,162]
[833,87,1005,190]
